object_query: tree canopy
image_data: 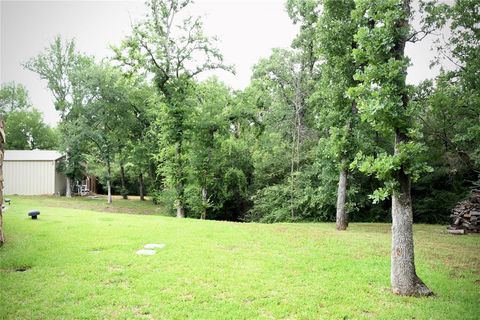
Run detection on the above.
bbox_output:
[1,0,477,298]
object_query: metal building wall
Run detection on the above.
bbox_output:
[4,160,56,195]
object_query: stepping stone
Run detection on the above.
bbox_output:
[136,249,156,255]
[144,243,165,249]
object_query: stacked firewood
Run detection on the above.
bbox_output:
[448,189,480,234]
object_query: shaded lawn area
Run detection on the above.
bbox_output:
[0,197,479,319]
[6,195,166,215]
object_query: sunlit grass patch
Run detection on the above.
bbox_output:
[0,196,478,319]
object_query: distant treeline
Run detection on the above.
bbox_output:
[1,0,477,224]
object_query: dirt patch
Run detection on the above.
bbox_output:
[15,265,31,272]
[1,265,32,273]
[89,247,104,254]
[102,278,129,289]
[274,226,289,233]
[361,310,376,318]
[449,269,467,279]
[181,293,194,301]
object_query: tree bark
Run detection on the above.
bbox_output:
[290,80,304,220]
[65,176,72,197]
[201,187,207,220]
[387,0,432,297]
[0,118,5,246]
[107,179,112,204]
[336,168,348,230]
[290,124,297,220]
[175,179,185,218]
[175,142,185,218]
[65,148,73,197]
[138,173,145,201]
[176,202,185,218]
[106,160,112,204]
[120,162,128,199]
[391,132,432,296]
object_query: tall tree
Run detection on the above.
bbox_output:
[25,36,92,197]
[75,63,133,204]
[317,0,359,230]
[253,49,312,220]
[351,0,433,296]
[408,0,480,222]
[286,0,320,76]
[113,0,231,217]
[429,0,480,173]
[124,83,158,201]
[189,79,231,219]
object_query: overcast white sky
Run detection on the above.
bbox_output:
[1,0,452,125]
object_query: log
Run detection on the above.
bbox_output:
[447,229,465,235]
[448,189,480,234]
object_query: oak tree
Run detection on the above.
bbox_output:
[351,0,433,296]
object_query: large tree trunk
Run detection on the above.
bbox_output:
[290,85,303,220]
[201,187,207,220]
[175,180,185,218]
[391,132,432,296]
[0,119,5,246]
[175,142,185,218]
[107,179,112,204]
[65,177,72,197]
[176,201,185,218]
[65,150,72,197]
[106,160,112,204]
[138,173,145,201]
[290,128,297,220]
[120,162,128,199]
[388,0,432,297]
[336,168,348,231]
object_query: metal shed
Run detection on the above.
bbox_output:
[4,150,67,195]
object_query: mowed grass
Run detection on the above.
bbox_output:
[0,196,478,319]
[6,195,166,215]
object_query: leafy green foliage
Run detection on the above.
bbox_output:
[24,36,91,119]
[409,0,480,221]
[5,109,58,150]
[12,0,476,223]
[0,83,58,150]
[348,0,433,202]
[0,82,31,114]
[25,36,95,187]
[114,0,232,214]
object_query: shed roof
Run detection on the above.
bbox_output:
[4,150,65,161]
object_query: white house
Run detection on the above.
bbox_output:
[4,150,67,195]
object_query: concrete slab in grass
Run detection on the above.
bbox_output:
[136,249,156,255]
[144,243,165,249]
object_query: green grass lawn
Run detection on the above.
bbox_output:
[5,195,166,215]
[0,196,478,319]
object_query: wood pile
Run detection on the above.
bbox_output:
[447,189,480,234]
